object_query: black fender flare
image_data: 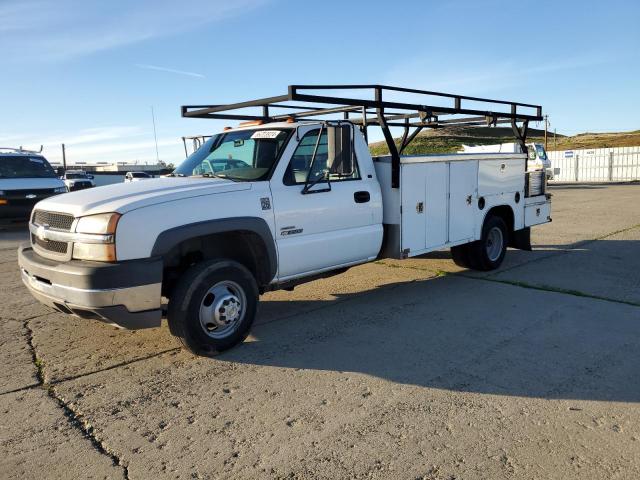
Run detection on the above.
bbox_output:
[151,217,277,283]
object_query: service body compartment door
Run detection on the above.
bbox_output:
[449,161,478,243]
[424,163,448,249]
[400,164,426,253]
[524,196,551,227]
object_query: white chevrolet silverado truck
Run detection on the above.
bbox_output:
[19,85,551,356]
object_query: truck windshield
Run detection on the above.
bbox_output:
[173,128,291,181]
[0,156,57,179]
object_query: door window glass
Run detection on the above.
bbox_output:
[284,128,360,185]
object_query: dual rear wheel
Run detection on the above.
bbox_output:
[451,215,508,271]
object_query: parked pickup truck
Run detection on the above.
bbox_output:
[18,85,551,356]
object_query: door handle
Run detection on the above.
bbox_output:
[354,191,370,203]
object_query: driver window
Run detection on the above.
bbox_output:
[284,128,360,186]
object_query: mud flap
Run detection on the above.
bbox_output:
[510,227,532,251]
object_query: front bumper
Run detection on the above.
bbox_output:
[18,244,163,329]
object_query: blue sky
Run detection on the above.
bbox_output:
[1,0,639,166]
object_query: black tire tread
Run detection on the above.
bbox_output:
[466,215,508,271]
[167,259,258,356]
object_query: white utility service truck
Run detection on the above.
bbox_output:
[18,85,551,356]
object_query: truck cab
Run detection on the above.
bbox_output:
[18,85,551,356]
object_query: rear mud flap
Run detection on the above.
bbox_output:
[510,227,532,251]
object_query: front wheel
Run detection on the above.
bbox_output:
[466,215,508,271]
[167,259,258,356]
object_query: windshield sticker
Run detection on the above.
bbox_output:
[251,130,282,139]
[29,157,44,163]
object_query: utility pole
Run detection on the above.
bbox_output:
[554,128,557,149]
[61,143,67,171]
[151,106,160,164]
[544,115,549,150]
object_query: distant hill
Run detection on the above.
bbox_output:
[545,130,640,151]
[368,127,640,155]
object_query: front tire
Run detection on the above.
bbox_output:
[167,259,258,356]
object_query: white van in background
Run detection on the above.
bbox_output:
[461,143,553,180]
[0,148,67,220]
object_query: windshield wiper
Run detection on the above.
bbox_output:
[165,173,186,177]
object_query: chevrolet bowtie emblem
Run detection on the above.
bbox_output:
[36,224,50,240]
[25,194,37,199]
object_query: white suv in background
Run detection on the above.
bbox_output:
[0,148,67,220]
[124,171,153,182]
[61,170,95,191]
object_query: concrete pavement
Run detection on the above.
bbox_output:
[1,183,639,479]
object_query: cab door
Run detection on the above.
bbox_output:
[269,124,381,280]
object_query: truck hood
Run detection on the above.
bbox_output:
[34,177,251,217]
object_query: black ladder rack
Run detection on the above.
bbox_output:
[182,84,542,188]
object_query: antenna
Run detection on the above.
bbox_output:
[151,106,160,164]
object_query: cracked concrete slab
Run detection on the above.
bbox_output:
[1,184,639,479]
[52,276,640,479]
[0,388,125,480]
[0,318,38,393]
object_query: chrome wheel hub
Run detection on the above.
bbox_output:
[199,280,246,339]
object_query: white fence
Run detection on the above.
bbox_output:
[548,146,640,182]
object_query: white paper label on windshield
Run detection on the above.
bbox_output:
[29,157,44,163]
[251,130,281,139]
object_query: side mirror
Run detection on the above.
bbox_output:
[327,124,353,176]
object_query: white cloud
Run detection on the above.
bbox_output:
[1,0,269,62]
[135,64,205,78]
[1,125,186,165]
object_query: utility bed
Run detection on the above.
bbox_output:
[374,153,550,259]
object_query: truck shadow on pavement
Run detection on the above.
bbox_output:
[222,240,640,403]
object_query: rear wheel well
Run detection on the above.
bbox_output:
[160,231,271,298]
[485,205,514,235]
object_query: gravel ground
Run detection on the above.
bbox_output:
[1,183,639,479]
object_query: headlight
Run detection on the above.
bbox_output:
[72,243,117,262]
[75,213,120,234]
[54,186,67,193]
[72,213,121,261]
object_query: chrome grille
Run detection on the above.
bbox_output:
[33,210,74,231]
[33,234,68,254]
